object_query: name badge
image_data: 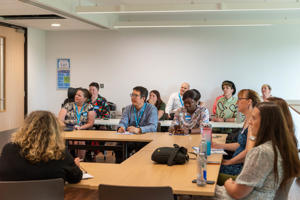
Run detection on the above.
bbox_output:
[83,112,88,116]
[94,106,99,109]
[185,114,191,121]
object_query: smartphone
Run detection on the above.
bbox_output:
[192,179,215,184]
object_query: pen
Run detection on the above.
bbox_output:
[80,165,88,173]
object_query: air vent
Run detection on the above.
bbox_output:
[0,14,65,20]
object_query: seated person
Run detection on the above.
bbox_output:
[58,88,95,129]
[115,86,158,163]
[165,82,190,119]
[88,82,110,119]
[212,80,237,122]
[215,102,300,199]
[148,90,167,120]
[58,88,95,159]
[213,89,260,185]
[0,111,82,183]
[261,84,272,102]
[169,89,209,134]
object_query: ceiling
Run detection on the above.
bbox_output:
[1,0,300,30]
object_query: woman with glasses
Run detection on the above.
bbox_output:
[213,89,261,185]
[215,102,300,199]
[169,89,209,134]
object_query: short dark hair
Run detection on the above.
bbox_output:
[191,89,201,101]
[183,89,200,101]
[222,80,236,95]
[76,88,90,100]
[89,82,99,91]
[133,86,148,102]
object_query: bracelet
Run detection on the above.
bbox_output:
[249,136,256,141]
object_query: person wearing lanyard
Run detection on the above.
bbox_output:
[116,86,158,163]
[165,82,190,120]
[58,88,95,159]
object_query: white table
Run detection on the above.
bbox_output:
[95,119,243,128]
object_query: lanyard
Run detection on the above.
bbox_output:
[178,93,184,106]
[75,103,85,125]
[134,103,146,128]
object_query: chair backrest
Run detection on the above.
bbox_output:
[0,178,64,200]
[99,184,173,200]
[274,178,295,200]
[0,128,17,154]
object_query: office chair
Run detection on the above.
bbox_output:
[0,178,64,200]
[99,184,173,200]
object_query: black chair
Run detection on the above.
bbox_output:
[99,184,174,200]
[0,178,64,200]
[61,87,77,107]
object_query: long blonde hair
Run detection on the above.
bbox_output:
[12,111,65,163]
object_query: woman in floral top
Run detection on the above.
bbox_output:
[169,89,209,134]
[58,88,95,159]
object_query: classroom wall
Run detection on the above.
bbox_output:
[27,28,47,113]
[39,25,300,115]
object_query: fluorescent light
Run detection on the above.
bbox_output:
[114,24,272,29]
[51,23,61,27]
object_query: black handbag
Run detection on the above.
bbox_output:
[151,144,189,166]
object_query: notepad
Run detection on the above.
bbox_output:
[82,173,94,180]
[192,147,227,155]
[115,131,134,135]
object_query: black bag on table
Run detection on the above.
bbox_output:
[151,144,189,166]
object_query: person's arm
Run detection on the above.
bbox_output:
[63,151,83,184]
[169,109,180,133]
[222,149,247,165]
[165,93,175,115]
[224,118,236,122]
[117,106,130,131]
[79,111,95,130]
[99,99,110,119]
[58,108,67,126]
[224,178,253,199]
[158,110,164,120]
[139,106,158,133]
[212,142,240,151]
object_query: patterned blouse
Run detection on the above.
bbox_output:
[88,95,110,119]
[215,96,237,119]
[63,102,94,126]
[170,105,209,130]
[216,141,283,200]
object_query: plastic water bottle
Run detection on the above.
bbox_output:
[197,152,207,186]
[203,123,212,156]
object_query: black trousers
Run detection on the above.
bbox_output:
[115,142,148,163]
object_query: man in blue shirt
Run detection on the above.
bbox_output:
[115,86,158,163]
[118,86,158,134]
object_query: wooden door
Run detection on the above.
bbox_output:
[0,25,25,131]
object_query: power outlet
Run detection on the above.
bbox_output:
[100,83,104,88]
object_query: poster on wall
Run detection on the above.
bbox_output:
[57,58,70,89]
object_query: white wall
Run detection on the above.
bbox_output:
[43,25,300,115]
[27,28,47,113]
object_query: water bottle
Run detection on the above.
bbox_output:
[197,152,207,186]
[203,123,212,156]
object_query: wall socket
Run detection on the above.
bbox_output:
[100,83,104,88]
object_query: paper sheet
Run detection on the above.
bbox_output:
[82,173,94,179]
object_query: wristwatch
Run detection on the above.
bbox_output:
[249,136,256,141]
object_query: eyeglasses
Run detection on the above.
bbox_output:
[130,93,140,98]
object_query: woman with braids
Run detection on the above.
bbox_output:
[0,111,82,183]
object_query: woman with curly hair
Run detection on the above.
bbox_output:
[0,111,82,183]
